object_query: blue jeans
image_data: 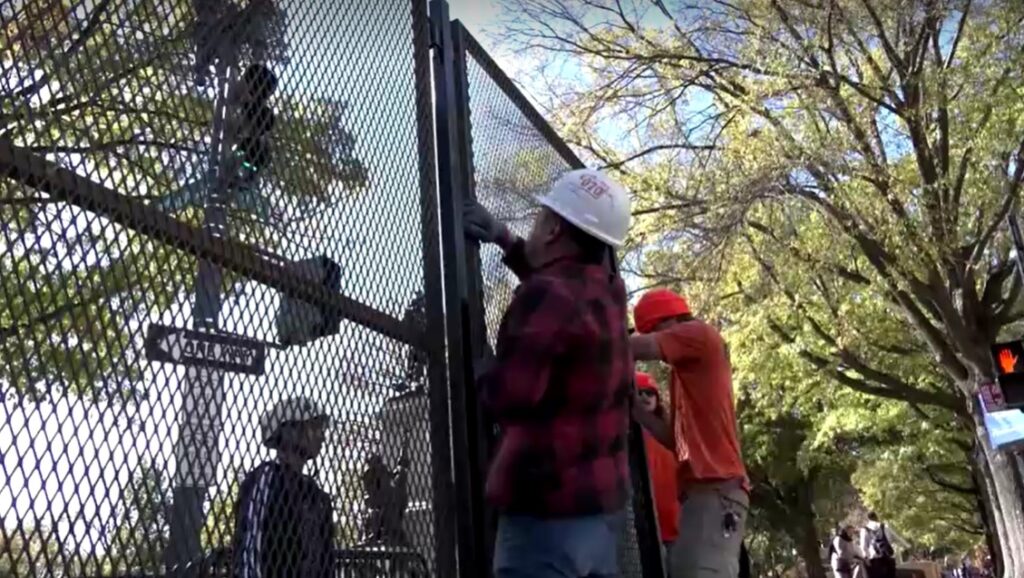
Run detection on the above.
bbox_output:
[494,511,626,578]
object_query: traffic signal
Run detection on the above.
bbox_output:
[990,340,1024,409]
[277,256,341,346]
[233,63,278,179]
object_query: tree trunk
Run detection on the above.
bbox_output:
[972,460,1004,577]
[972,408,1024,578]
[785,481,827,578]
[796,515,827,578]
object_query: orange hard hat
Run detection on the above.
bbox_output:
[634,289,690,334]
[635,371,658,392]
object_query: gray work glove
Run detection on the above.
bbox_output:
[464,200,510,245]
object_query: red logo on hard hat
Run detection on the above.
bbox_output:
[579,174,610,200]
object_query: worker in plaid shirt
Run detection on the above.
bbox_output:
[464,169,633,578]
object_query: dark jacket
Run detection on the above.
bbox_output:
[232,461,334,578]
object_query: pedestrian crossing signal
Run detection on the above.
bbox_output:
[990,340,1024,409]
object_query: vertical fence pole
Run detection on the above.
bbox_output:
[448,19,499,576]
[165,52,235,576]
[430,2,487,576]
[413,0,459,574]
[629,422,667,577]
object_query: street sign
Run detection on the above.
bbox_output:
[980,394,1024,451]
[990,340,1024,410]
[979,383,1007,412]
[145,323,266,376]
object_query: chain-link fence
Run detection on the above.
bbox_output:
[2,1,664,577]
[0,0,451,577]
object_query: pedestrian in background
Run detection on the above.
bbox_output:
[232,397,334,578]
[860,512,909,578]
[831,525,867,578]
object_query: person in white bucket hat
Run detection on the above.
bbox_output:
[464,169,634,578]
[232,397,334,578]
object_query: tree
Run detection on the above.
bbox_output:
[726,277,986,557]
[741,403,852,578]
[0,523,68,578]
[0,0,366,399]
[500,1,1024,573]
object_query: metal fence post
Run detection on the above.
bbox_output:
[448,19,500,576]
[413,0,459,574]
[430,2,488,576]
[629,422,667,577]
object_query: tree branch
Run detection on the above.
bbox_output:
[924,464,978,496]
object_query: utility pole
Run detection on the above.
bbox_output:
[166,3,281,571]
[164,53,236,575]
[165,0,242,570]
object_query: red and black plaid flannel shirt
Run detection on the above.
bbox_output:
[478,239,633,517]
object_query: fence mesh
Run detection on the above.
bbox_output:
[461,32,652,578]
[1,0,441,577]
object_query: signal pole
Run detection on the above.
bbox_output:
[166,2,282,574]
[1008,214,1024,284]
[164,48,237,578]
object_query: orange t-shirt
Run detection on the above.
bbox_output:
[655,320,747,492]
[642,430,679,543]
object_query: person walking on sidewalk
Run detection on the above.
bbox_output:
[831,525,867,578]
[630,288,748,578]
[463,169,634,578]
[860,512,909,578]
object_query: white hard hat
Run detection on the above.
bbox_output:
[538,169,631,248]
[260,397,330,446]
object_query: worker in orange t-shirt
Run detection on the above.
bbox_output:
[629,289,748,578]
[635,371,679,553]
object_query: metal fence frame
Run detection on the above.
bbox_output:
[429,3,666,576]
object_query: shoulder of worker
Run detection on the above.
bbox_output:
[659,317,723,344]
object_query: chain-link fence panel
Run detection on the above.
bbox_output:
[0,0,448,577]
[459,28,661,578]
[462,42,579,348]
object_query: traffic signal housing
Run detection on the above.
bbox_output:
[233,63,278,180]
[277,256,342,346]
[990,340,1024,409]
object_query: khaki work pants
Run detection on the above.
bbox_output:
[668,482,749,578]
